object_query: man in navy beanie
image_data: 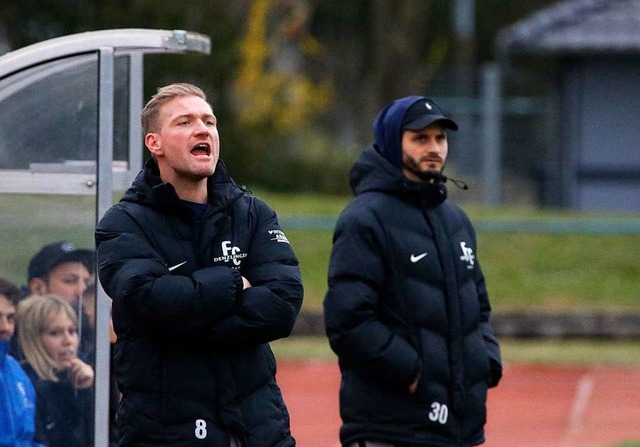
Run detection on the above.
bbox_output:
[324,96,502,447]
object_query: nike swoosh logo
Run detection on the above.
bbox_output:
[168,261,187,272]
[410,252,428,263]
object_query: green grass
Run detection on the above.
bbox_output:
[287,229,640,313]
[0,194,96,284]
[272,335,640,365]
[251,188,350,216]
[1,191,639,314]
[285,228,334,311]
[498,338,640,365]
[479,233,640,311]
[272,336,335,360]
[257,190,640,313]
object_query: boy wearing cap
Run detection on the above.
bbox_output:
[324,96,502,447]
[26,242,120,446]
[23,242,95,364]
[26,242,94,304]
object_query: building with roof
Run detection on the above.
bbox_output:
[497,0,640,211]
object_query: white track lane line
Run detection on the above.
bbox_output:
[562,371,594,446]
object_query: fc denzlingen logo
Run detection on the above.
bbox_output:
[459,241,475,270]
[214,241,247,267]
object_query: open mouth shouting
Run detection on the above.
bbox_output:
[191,142,211,158]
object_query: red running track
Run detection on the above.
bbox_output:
[276,360,640,447]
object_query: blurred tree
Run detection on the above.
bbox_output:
[234,0,332,135]
[230,0,341,191]
[0,0,247,179]
[308,0,452,151]
[0,0,84,48]
[475,0,558,63]
[0,0,560,193]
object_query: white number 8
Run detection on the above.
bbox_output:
[428,402,449,424]
[195,419,208,439]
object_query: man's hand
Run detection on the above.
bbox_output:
[409,376,419,394]
[242,276,252,289]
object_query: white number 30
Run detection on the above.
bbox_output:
[428,402,449,424]
[195,419,208,439]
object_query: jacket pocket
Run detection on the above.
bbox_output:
[417,329,451,396]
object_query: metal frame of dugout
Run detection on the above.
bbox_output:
[0,29,211,447]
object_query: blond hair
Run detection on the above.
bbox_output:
[17,294,78,381]
[141,83,208,135]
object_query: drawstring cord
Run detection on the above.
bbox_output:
[442,175,469,190]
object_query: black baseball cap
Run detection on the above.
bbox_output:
[401,98,458,131]
[27,241,94,281]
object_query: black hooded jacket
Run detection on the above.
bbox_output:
[96,159,303,447]
[324,97,502,447]
[21,363,93,447]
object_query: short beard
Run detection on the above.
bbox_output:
[402,157,444,183]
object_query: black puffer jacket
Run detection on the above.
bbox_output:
[96,159,303,447]
[324,147,502,447]
[21,363,93,447]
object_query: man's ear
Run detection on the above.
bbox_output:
[28,277,48,296]
[145,133,163,158]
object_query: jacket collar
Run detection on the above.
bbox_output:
[122,158,245,217]
[349,146,448,207]
[0,340,9,366]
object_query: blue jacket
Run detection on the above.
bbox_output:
[0,340,42,447]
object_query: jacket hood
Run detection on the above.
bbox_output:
[350,146,447,206]
[373,95,425,169]
[121,158,246,217]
